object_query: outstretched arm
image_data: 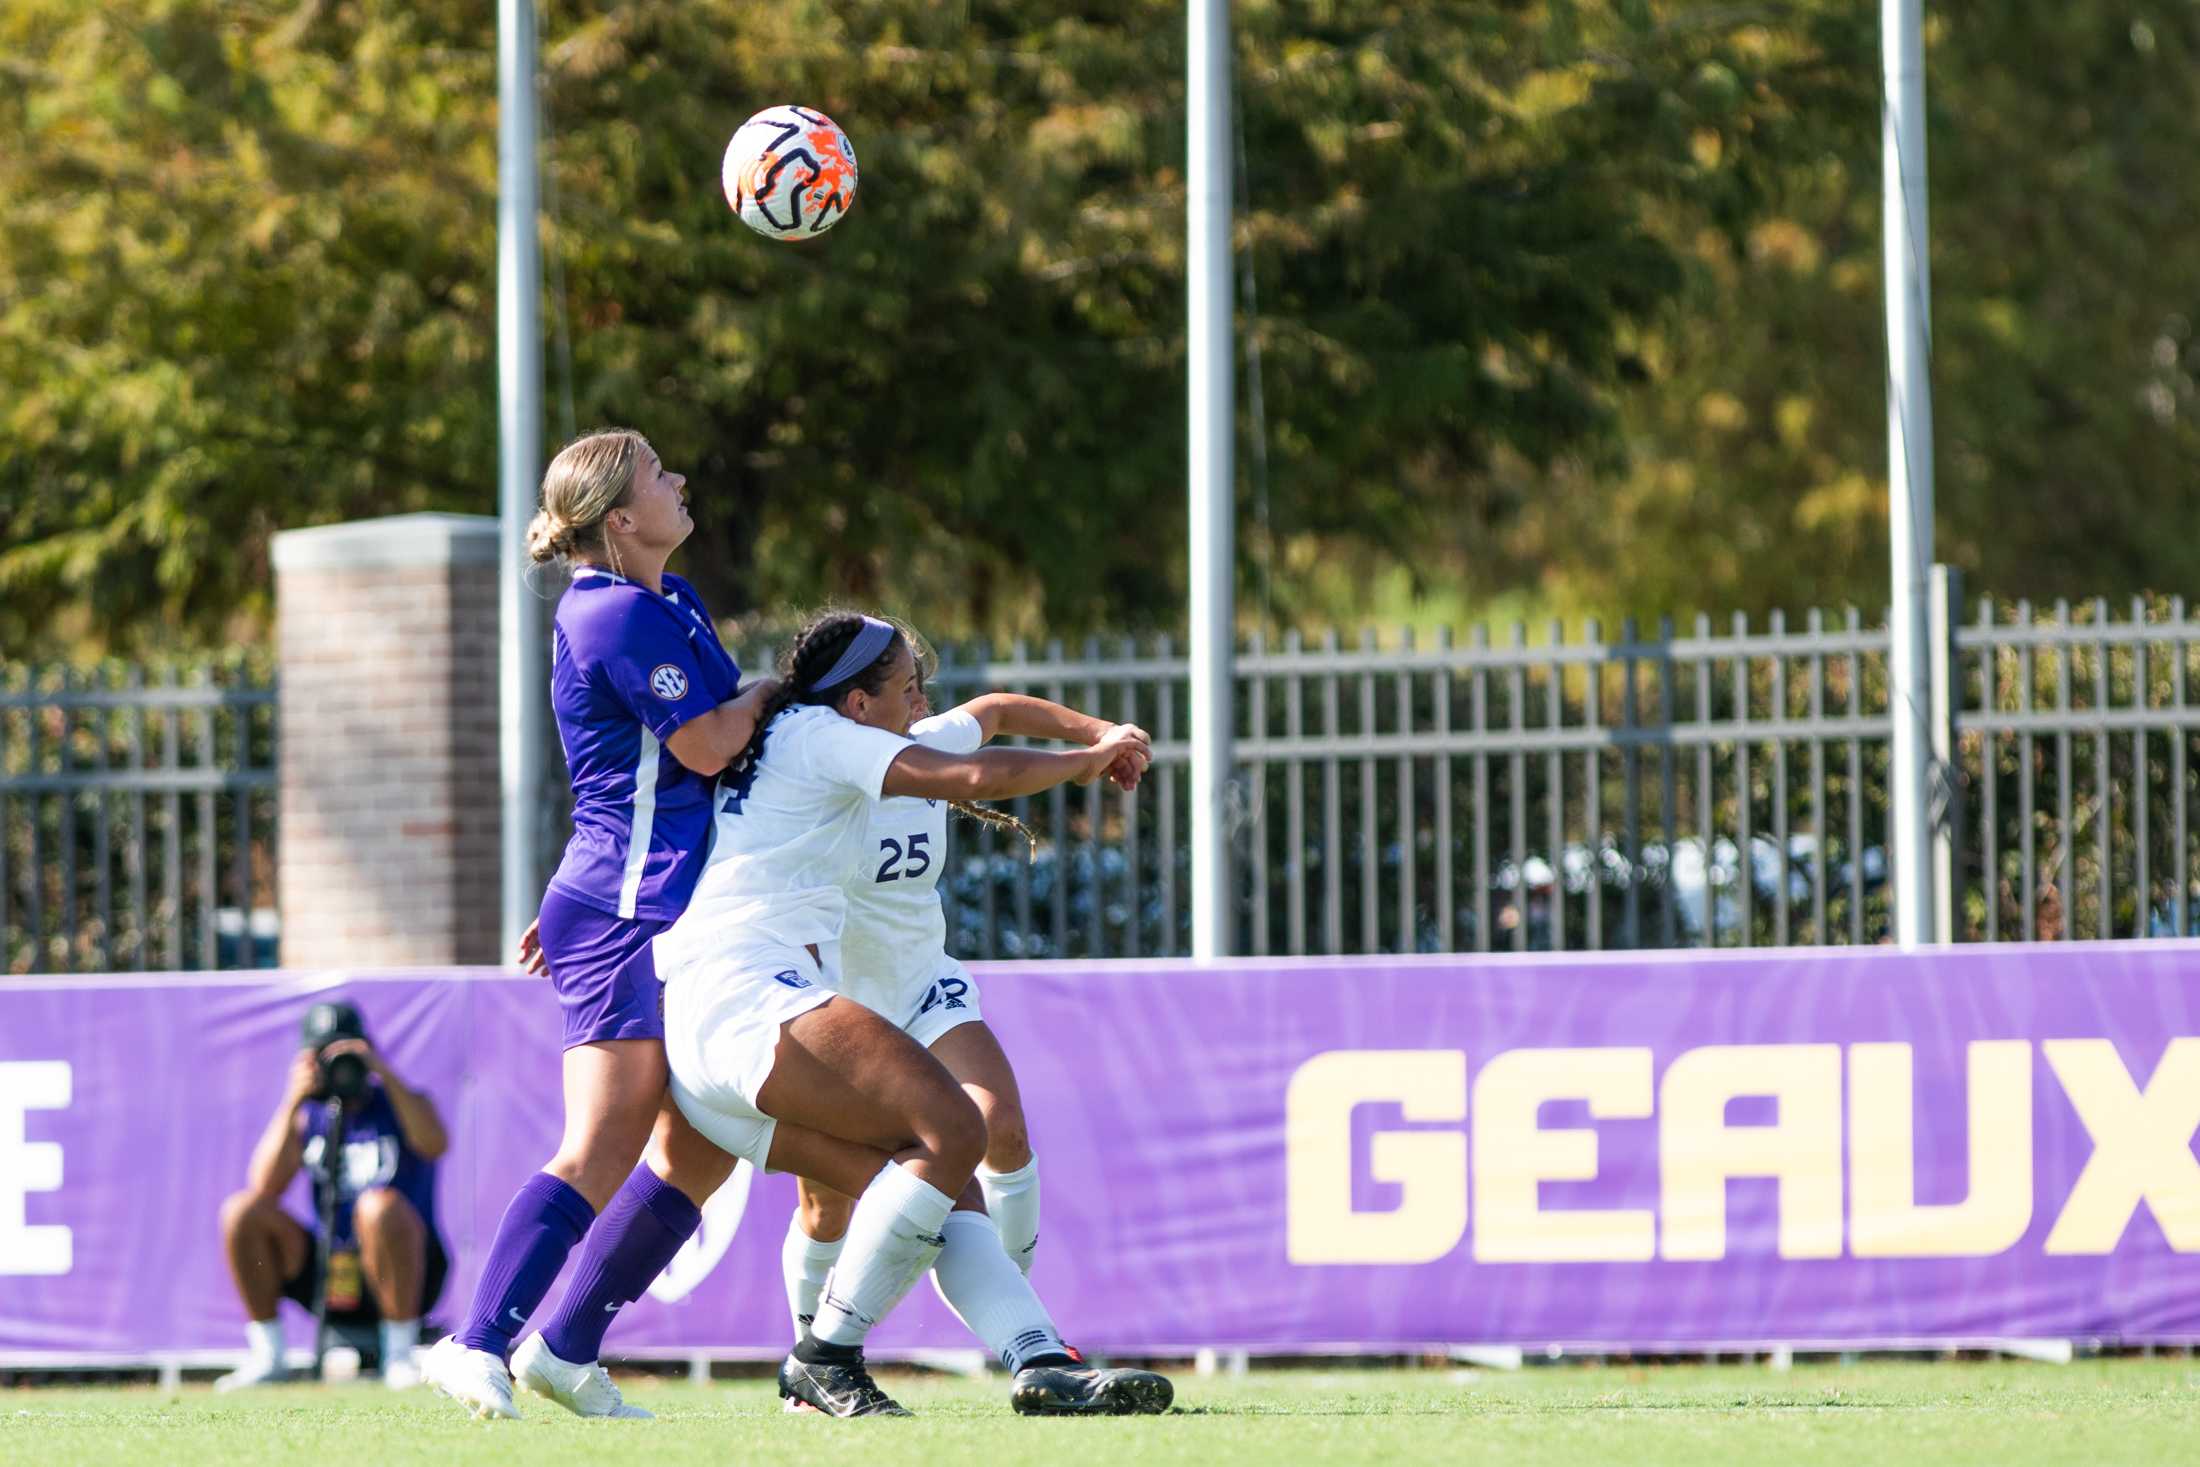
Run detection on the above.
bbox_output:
[950,693,1111,747]
[880,724,1149,803]
[943,696,1150,790]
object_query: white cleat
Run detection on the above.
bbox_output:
[213,1356,291,1393]
[511,1333,654,1420]
[420,1336,521,1420]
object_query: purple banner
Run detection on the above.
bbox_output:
[6,943,2200,1360]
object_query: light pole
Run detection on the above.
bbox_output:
[497,0,545,957]
[1882,0,1936,945]
[1187,0,1236,960]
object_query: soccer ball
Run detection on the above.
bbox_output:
[721,105,859,240]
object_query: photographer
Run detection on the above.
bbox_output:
[214,1001,449,1391]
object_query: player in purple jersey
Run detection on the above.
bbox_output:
[424,429,774,1421]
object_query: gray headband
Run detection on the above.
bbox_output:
[808,616,898,697]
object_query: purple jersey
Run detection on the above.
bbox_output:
[545,568,741,921]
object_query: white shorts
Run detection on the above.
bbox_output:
[660,939,836,1169]
[838,953,985,1052]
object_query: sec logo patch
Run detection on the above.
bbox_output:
[772,969,813,990]
[649,664,689,700]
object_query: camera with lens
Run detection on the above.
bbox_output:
[301,1001,371,1104]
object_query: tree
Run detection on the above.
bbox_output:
[0,1,1982,654]
[1518,2,2200,620]
[0,1,500,651]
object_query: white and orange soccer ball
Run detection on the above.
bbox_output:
[721,105,858,240]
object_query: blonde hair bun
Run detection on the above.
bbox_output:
[530,429,648,566]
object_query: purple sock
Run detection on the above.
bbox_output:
[538,1167,703,1365]
[453,1172,596,1358]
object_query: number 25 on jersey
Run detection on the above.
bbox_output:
[876,833,931,883]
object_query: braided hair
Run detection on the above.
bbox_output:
[727,611,1037,856]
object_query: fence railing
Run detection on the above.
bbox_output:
[11,596,2200,971]
[919,612,1903,958]
[1,662,278,974]
[918,596,2200,958]
[1956,596,2200,943]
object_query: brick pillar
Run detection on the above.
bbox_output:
[272,514,502,967]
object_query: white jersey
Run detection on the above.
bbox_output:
[654,704,912,974]
[839,709,984,995]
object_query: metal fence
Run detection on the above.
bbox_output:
[1,661,279,974]
[920,595,2200,959]
[10,595,2200,970]
[1956,596,2200,944]
[921,613,1904,959]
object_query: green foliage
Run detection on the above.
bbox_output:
[3,2,2190,653]
[1518,3,2200,620]
[0,2,499,650]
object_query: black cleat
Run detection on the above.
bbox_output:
[1010,1359,1174,1416]
[778,1346,911,1418]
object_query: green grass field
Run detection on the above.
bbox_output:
[8,1360,2198,1467]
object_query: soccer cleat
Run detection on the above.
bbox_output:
[777,1346,911,1418]
[420,1335,521,1421]
[382,1352,424,1391]
[212,1356,291,1393]
[511,1333,653,1420]
[779,1314,825,1409]
[1010,1359,1174,1416]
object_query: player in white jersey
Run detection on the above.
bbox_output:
[643,611,1172,1418]
[778,653,1115,1360]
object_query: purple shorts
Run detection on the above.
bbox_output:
[537,886,669,1049]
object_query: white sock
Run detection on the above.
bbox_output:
[812,1162,954,1348]
[379,1318,419,1369]
[246,1317,284,1365]
[978,1157,1041,1275]
[929,1210,1066,1371]
[782,1212,846,1337]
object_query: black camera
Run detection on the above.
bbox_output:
[300,1001,371,1104]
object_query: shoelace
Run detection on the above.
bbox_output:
[578,1362,626,1410]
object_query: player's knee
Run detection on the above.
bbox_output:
[550,1126,655,1209]
[925,1088,987,1175]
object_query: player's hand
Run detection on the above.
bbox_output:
[1078,724,1149,786]
[1101,722,1151,763]
[515,917,550,978]
[284,1048,321,1105]
[1101,723,1151,790]
[1095,721,1151,752]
